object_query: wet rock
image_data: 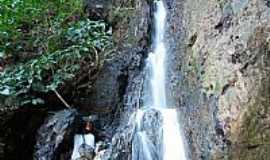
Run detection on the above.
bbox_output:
[264,0,270,7]
[132,108,163,160]
[77,144,95,160]
[80,0,150,114]
[34,109,77,160]
[78,0,151,160]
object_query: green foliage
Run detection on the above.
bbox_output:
[0,0,112,108]
[0,0,84,58]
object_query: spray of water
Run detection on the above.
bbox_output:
[71,134,95,160]
[133,1,187,160]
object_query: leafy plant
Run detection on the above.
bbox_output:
[0,0,113,108]
[0,19,112,107]
[0,0,84,59]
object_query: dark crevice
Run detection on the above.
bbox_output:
[240,55,258,74]
[215,15,232,33]
[265,0,270,7]
[188,33,198,47]
[117,68,129,101]
[247,144,260,150]
[221,84,230,95]
[3,109,47,160]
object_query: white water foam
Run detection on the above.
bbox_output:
[161,109,186,160]
[71,134,95,160]
[147,0,167,108]
[134,1,187,160]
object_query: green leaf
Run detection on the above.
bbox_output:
[0,87,11,95]
[31,98,44,105]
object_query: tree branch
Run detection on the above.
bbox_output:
[53,89,71,109]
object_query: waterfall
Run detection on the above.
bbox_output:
[161,109,186,160]
[133,1,187,160]
[148,0,167,108]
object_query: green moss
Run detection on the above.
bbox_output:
[232,66,270,160]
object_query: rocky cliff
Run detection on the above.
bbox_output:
[170,0,270,159]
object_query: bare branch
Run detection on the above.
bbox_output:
[53,89,71,109]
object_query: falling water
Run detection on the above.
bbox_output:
[148,0,167,108]
[161,109,186,160]
[71,134,95,160]
[133,1,187,160]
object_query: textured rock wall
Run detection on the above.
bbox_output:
[172,0,270,159]
[85,0,149,114]
[84,0,151,159]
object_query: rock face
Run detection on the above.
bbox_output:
[165,0,270,159]
[132,109,163,160]
[82,0,151,160]
[82,0,150,114]
[34,109,77,160]
[77,144,95,160]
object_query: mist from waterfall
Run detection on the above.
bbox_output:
[133,1,187,160]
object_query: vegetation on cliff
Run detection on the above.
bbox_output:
[0,0,112,109]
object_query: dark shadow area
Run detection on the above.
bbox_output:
[2,108,47,160]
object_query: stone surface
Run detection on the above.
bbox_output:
[81,0,149,114]
[132,109,163,160]
[78,144,95,160]
[166,0,270,159]
[34,109,77,160]
[81,0,151,160]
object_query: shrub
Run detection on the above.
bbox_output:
[0,1,112,108]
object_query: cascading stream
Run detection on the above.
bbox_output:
[133,1,187,160]
[148,0,167,108]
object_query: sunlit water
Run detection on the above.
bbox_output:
[148,0,167,108]
[161,109,186,160]
[133,1,187,160]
